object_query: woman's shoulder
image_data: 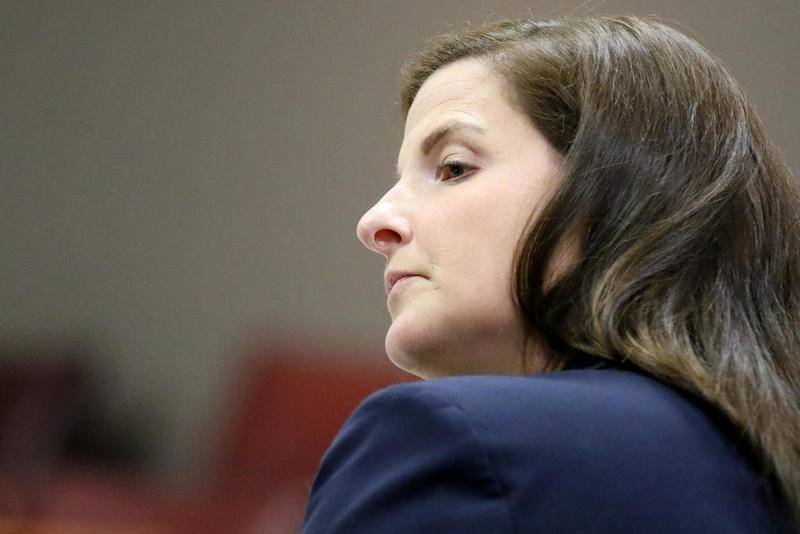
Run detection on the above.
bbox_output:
[309,357,790,532]
[367,355,771,491]
[369,358,787,526]
[368,356,727,445]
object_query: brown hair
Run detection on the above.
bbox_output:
[401,16,800,527]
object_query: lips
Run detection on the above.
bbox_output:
[384,271,423,295]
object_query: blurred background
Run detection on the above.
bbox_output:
[2,0,798,532]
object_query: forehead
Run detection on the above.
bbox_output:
[403,58,511,137]
[398,59,518,165]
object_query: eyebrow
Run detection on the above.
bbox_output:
[395,120,487,177]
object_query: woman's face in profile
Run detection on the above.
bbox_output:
[357,58,563,379]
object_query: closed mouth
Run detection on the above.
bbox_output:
[385,271,424,295]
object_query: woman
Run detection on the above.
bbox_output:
[303,16,799,533]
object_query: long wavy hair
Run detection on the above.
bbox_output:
[400,16,800,528]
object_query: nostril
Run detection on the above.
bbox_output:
[374,228,400,249]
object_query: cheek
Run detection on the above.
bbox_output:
[416,196,475,255]
[427,194,526,290]
[436,183,532,250]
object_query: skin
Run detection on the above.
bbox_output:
[356,58,564,379]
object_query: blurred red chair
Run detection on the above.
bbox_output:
[0,348,87,519]
[44,339,411,533]
[173,340,412,533]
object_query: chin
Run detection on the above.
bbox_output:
[384,320,448,379]
[384,335,427,378]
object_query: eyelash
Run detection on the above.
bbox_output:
[436,159,476,182]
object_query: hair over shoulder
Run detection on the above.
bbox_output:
[400,16,800,527]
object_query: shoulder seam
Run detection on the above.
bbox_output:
[416,385,520,534]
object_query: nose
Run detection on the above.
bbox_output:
[356,187,412,257]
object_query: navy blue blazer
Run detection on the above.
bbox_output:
[303,354,791,533]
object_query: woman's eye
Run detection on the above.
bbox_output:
[436,160,475,182]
